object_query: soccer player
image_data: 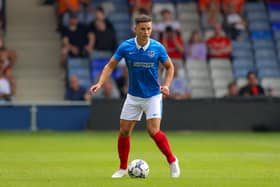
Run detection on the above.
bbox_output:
[89,14,180,178]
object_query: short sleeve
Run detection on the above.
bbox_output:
[113,42,125,62]
[158,44,169,63]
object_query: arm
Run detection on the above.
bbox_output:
[161,59,174,96]
[89,57,118,95]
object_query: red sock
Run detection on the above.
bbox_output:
[118,136,130,169]
[151,131,176,163]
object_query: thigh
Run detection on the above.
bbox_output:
[144,94,162,120]
[119,119,136,137]
[146,118,161,136]
[120,95,143,121]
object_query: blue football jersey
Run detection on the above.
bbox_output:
[113,38,169,98]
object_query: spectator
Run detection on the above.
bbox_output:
[198,0,221,13]
[225,81,239,97]
[266,87,274,97]
[224,2,247,40]
[185,30,207,62]
[239,71,265,96]
[55,0,80,31]
[90,18,118,52]
[222,0,245,14]
[0,60,12,103]
[201,1,223,30]
[62,0,94,27]
[129,0,152,16]
[154,9,181,38]
[159,26,184,61]
[65,75,90,101]
[0,37,17,96]
[206,22,232,60]
[92,78,120,99]
[168,64,191,100]
[92,6,115,33]
[60,12,94,67]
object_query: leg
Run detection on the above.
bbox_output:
[146,118,176,163]
[147,119,180,178]
[118,119,136,169]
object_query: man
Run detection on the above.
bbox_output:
[65,75,90,101]
[89,15,180,178]
[225,81,239,97]
[239,71,265,96]
[60,12,94,67]
[206,22,232,59]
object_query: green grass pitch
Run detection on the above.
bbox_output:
[0,131,279,187]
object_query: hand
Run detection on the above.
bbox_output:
[89,83,102,95]
[160,85,170,96]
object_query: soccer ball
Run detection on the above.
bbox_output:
[128,159,149,178]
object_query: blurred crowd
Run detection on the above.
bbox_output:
[52,0,273,102]
[1,0,273,103]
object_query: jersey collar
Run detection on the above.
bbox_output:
[134,37,150,51]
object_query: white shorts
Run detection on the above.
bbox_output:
[120,94,162,121]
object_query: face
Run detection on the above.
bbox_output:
[134,21,152,44]
[214,23,222,35]
[95,19,106,31]
[95,10,105,20]
[69,75,79,90]
[248,73,258,86]
[69,17,78,26]
[162,11,172,21]
[228,84,239,96]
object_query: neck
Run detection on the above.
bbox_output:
[137,37,148,47]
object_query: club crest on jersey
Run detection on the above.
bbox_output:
[147,51,155,58]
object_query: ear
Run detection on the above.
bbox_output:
[133,25,136,33]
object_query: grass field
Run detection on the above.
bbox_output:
[0,131,279,187]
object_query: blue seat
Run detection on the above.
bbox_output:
[67,58,89,69]
[256,59,279,69]
[233,59,254,69]
[268,3,280,11]
[249,21,271,31]
[232,49,253,59]
[258,68,280,78]
[254,49,277,58]
[91,57,123,81]
[245,2,266,12]
[232,41,252,50]
[269,11,280,21]
[274,30,280,40]
[67,58,91,81]
[252,39,274,49]
[272,22,280,31]
[234,67,256,78]
[246,11,268,21]
[251,31,273,39]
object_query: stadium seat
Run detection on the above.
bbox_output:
[245,2,266,12]
[258,68,280,78]
[252,39,274,49]
[254,49,277,59]
[191,88,214,98]
[261,78,280,94]
[232,59,254,69]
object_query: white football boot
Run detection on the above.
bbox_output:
[111,169,127,178]
[170,157,180,178]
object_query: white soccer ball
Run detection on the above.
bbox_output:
[128,159,149,178]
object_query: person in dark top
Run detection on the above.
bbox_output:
[239,71,265,96]
[93,6,115,33]
[65,75,90,101]
[90,18,118,52]
[60,12,94,67]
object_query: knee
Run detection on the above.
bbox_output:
[147,127,159,137]
[119,128,130,137]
